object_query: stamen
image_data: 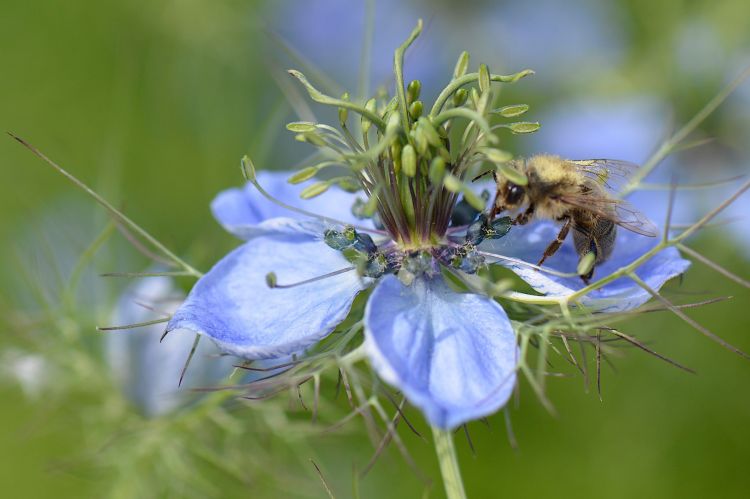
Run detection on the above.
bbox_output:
[242,156,388,236]
[97,317,170,331]
[265,267,356,289]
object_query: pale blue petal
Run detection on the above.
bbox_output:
[365,275,518,429]
[167,224,366,359]
[211,170,370,239]
[481,220,690,312]
[105,276,235,417]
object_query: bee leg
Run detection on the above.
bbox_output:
[513,204,535,226]
[579,240,598,284]
[537,217,571,266]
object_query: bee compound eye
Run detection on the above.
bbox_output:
[506,184,524,205]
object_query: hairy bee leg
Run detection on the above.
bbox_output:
[513,204,535,226]
[579,239,599,283]
[537,217,571,266]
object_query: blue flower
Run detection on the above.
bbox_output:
[167,35,691,428]
[167,169,689,428]
[106,276,236,417]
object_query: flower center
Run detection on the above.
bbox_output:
[275,22,539,284]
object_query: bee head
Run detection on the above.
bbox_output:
[493,180,527,214]
[491,160,529,216]
[504,182,526,206]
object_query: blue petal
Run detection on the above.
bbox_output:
[481,220,690,312]
[211,170,370,239]
[167,224,366,359]
[106,276,235,417]
[364,275,518,429]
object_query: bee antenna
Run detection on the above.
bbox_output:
[471,169,495,182]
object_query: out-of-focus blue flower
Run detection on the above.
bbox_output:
[166,171,688,428]
[528,95,668,163]
[441,0,626,82]
[268,0,447,95]
[723,177,750,258]
[106,276,235,417]
[0,349,49,400]
[674,18,726,83]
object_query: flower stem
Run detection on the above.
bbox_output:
[431,426,467,499]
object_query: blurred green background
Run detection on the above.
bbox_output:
[1,0,749,497]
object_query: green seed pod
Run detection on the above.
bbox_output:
[469,87,479,108]
[509,121,541,134]
[265,272,277,288]
[418,118,443,148]
[429,157,446,185]
[401,144,417,177]
[453,51,470,79]
[408,100,423,119]
[497,163,529,186]
[475,90,492,115]
[336,177,362,192]
[443,174,462,193]
[362,98,377,133]
[413,128,429,156]
[287,166,318,184]
[336,177,360,192]
[391,143,402,176]
[300,182,330,199]
[496,104,529,118]
[479,64,490,93]
[453,88,468,107]
[481,147,513,164]
[407,80,422,105]
[385,112,400,138]
[240,155,256,182]
[286,121,317,133]
[296,132,327,147]
[339,92,350,126]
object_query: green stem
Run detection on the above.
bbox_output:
[432,426,467,499]
[432,108,497,145]
[9,133,203,278]
[393,19,423,134]
[620,65,750,195]
[429,70,534,118]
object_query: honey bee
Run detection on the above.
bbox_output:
[488,154,657,282]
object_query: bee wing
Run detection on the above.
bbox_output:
[559,192,659,237]
[568,159,640,193]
